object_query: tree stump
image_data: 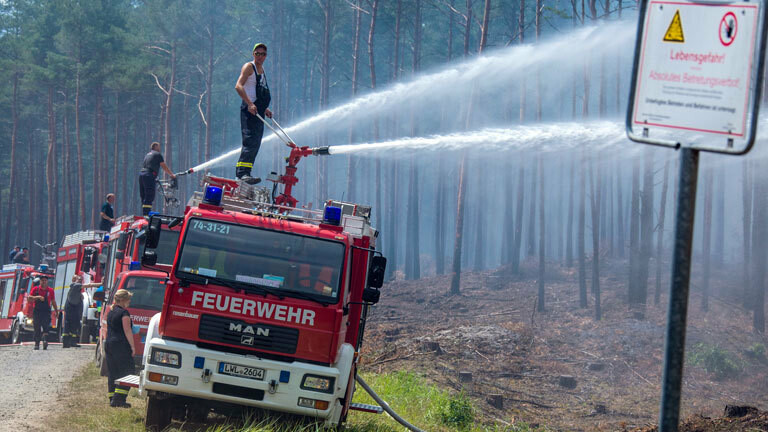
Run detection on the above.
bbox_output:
[724,405,758,418]
[588,362,606,371]
[422,340,442,354]
[458,371,473,383]
[558,375,577,389]
[487,394,503,409]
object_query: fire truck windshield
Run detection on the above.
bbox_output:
[176,219,345,302]
[122,276,165,311]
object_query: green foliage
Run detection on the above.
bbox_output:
[437,391,475,430]
[746,343,767,362]
[688,343,743,379]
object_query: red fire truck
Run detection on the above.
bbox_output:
[52,230,107,343]
[134,163,386,429]
[95,215,181,372]
[0,264,58,343]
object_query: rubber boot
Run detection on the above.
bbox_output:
[43,338,48,350]
[110,393,131,408]
[34,343,40,350]
[62,335,70,348]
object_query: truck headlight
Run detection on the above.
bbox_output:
[150,348,181,368]
[26,318,33,325]
[301,375,335,393]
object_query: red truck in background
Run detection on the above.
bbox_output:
[95,214,181,373]
[52,230,107,343]
[136,174,386,430]
[0,264,58,343]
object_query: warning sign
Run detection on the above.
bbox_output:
[720,12,737,46]
[664,10,685,42]
[629,0,764,152]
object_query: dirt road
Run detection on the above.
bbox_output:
[0,343,95,431]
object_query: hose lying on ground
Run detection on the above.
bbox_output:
[355,374,426,432]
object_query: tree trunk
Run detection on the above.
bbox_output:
[436,154,446,274]
[616,160,625,258]
[346,0,362,200]
[538,156,546,312]
[566,158,575,267]
[205,12,214,164]
[519,0,526,122]
[165,42,176,174]
[637,148,654,311]
[64,89,74,233]
[590,157,602,320]
[76,69,85,228]
[450,153,468,295]
[512,163,525,273]
[701,167,713,311]
[578,149,588,308]
[527,161,537,257]
[751,165,766,332]
[92,86,103,228]
[742,159,753,308]
[501,165,515,264]
[628,159,641,304]
[46,87,56,241]
[3,72,20,255]
[655,160,670,304]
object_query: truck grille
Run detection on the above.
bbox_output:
[198,314,299,354]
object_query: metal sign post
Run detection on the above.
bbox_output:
[627,0,767,430]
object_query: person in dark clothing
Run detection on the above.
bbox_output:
[139,142,176,216]
[8,245,20,263]
[63,274,100,348]
[100,193,116,232]
[29,276,57,350]
[12,247,29,264]
[105,289,136,408]
[234,42,272,185]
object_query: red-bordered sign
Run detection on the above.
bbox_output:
[720,11,738,46]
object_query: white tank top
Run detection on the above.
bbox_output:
[245,61,267,102]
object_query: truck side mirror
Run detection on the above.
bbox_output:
[116,234,128,252]
[367,256,387,288]
[362,287,381,304]
[142,250,158,266]
[92,290,105,302]
[81,250,92,273]
[146,216,163,249]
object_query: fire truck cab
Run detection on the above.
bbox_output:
[53,230,106,343]
[137,176,386,430]
[0,264,58,343]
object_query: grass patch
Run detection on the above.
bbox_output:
[49,365,543,431]
[688,343,743,379]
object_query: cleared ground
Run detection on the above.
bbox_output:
[0,342,95,431]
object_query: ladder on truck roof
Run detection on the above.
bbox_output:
[61,230,106,248]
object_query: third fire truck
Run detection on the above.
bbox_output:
[132,144,386,430]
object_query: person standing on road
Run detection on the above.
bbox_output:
[28,276,57,350]
[139,142,176,216]
[234,43,272,185]
[63,274,100,348]
[99,193,116,232]
[105,289,136,408]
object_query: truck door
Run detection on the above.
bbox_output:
[0,280,12,318]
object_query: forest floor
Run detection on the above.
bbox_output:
[359,257,768,431]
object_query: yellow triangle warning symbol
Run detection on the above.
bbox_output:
[663,10,685,43]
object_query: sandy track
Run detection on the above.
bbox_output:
[0,343,95,431]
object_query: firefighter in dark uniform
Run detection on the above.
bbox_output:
[63,274,100,348]
[139,142,176,216]
[105,289,136,407]
[234,43,272,185]
[28,276,57,350]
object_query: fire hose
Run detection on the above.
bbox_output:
[355,374,425,432]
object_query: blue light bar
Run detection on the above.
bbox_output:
[202,186,223,206]
[323,206,342,226]
[129,261,141,271]
[148,211,159,217]
[103,234,110,242]
[38,264,48,272]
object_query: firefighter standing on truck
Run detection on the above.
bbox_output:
[139,142,176,216]
[29,276,57,350]
[105,289,136,408]
[234,42,272,185]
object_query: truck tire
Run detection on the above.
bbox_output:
[80,322,91,344]
[96,341,109,377]
[11,321,21,345]
[145,394,172,432]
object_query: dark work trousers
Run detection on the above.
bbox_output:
[236,103,266,178]
[105,341,135,402]
[64,304,82,345]
[33,306,51,345]
[139,171,156,216]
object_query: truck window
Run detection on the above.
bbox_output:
[0,280,10,317]
[122,277,165,311]
[176,219,345,302]
[147,229,180,266]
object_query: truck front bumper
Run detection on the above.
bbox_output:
[140,337,354,426]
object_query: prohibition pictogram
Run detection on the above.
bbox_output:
[720,11,737,46]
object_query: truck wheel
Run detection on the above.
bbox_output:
[80,322,91,344]
[145,394,172,432]
[96,342,109,377]
[11,321,21,345]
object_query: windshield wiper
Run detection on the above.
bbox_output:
[177,272,280,298]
